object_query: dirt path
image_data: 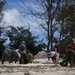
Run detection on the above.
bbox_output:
[0,58,75,75]
[0,63,75,75]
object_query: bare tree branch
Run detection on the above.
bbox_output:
[52,0,60,19]
[40,24,48,32]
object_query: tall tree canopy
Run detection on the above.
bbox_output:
[0,0,5,22]
[55,3,75,53]
[18,0,62,52]
[0,0,6,58]
[5,26,46,55]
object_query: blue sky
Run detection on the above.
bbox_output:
[2,0,59,44]
[4,0,40,30]
[5,0,33,9]
[1,0,60,50]
[2,0,47,45]
[5,0,20,9]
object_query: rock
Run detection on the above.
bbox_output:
[34,51,47,59]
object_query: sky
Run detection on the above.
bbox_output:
[1,0,47,44]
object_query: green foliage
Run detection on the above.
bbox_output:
[6,26,46,55]
[0,0,6,58]
[0,1,5,11]
[0,0,6,22]
[55,4,75,53]
[0,38,6,58]
[0,27,6,58]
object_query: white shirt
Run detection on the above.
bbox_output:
[50,51,55,57]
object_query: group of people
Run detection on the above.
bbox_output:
[2,38,75,66]
[64,38,75,67]
[1,41,33,64]
[48,38,75,67]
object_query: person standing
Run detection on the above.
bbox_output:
[55,41,60,65]
[19,41,28,64]
[27,49,34,63]
[70,38,75,66]
[71,38,75,50]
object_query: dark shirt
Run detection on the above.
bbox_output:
[55,45,60,53]
[19,44,26,53]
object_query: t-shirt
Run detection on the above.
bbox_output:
[50,51,55,57]
[55,45,60,53]
[71,45,75,51]
[19,44,26,53]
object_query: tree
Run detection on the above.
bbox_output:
[5,26,46,55]
[18,0,61,52]
[0,0,6,58]
[55,3,75,53]
[0,0,5,22]
[0,26,6,58]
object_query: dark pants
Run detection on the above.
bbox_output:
[60,59,68,67]
[19,53,29,64]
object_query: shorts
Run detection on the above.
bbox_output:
[52,56,56,61]
[56,53,59,60]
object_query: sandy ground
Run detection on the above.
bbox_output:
[0,59,75,75]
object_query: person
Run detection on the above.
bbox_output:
[50,50,56,63]
[70,38,75,66]
[60,46,71,67]
[60,55,68,67]
[65,45,75,67]
[71,38,75,51]
[55,41,60,65]
[26,49,34,63]
[19,41,28,64]
[1,49,21,64]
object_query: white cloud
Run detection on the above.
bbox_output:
[2,8,26,27]
[2,8,43,33]
[2,8,39,30]
[0,8,46,42]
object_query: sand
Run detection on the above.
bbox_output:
[0,58,75,75]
